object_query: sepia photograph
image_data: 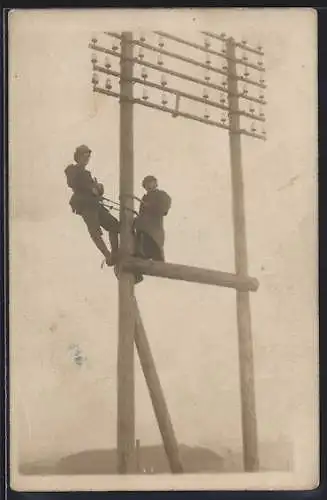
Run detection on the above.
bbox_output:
[8,8,318,491]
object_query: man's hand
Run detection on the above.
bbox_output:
[98,184,104,196]
[92,177,104,196]
[92,184,104,196]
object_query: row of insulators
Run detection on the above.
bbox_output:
[241,84,265,101]
[132,88,266,135]
[92,71,264,107]
[141,87,266,125]
[251,123,266,135]
[137,40,264,70]
[91,38,264,76]
[112,59,264,98]
[204,41,264,76]
[91,34,264,73]
[91,80,266,136]
[91,71,265,116]
[140,84,265,120]
[202,64,265,86]
[201,79,264,102]
[138,47,165,66]
[140,87,168,105]
[91,69,167,93]
[202,108,266,137]
[92,54,265,90]
[204,34,262,50]
[139,65,265,110]
[204,51,264,71]
[91,35,266,136]
[138,34,165,69]
[91,35,119,52]
[240,66,265,85]
[91,52,112,68]
[92,72,113,90]
[138,32,262,54]
[241,52,264,67]
[139,66,265,98]
[138,33,164,46]
[202,86,265,115]
[91,51,265,91]
[91,78,265,122]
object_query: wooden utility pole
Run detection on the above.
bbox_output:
[90,30,266,475]
[227,37,259,472]
[117,31,135,474]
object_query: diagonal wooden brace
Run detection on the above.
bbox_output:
[133,297,184,473]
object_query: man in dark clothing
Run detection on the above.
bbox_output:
[133,175,172,261]
[65,145,120,266]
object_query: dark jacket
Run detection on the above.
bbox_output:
[65,164,103,214]
[134,189,172,250]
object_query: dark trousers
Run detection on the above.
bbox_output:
[81,205,120,252]
[135,231,164,261]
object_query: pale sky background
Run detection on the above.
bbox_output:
[9,8,318,475]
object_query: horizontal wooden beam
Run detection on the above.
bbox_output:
[121,258,259,292]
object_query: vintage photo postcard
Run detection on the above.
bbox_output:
[8,7,318,491]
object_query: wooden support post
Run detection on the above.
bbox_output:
[117,31,135,474]
[227,38,259,471]
[122,258,259,292]
[133,298,184,473]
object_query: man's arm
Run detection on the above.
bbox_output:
[145,191,172,216]
[65,166,97,195]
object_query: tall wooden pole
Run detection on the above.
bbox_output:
[117,31,135,474]
[226,37,259,472]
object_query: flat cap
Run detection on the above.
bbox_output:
[75,144,92,155]
[142,175,157,187]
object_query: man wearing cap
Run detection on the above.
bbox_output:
[132,175,172,261]
[65,145,119,266]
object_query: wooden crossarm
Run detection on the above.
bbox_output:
[121,258,259,292]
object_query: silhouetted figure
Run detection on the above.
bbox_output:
[133,175,172,262]
[65,145,119,266]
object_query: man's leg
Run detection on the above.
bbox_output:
[98,207,143,283]
[99,206,120,262]
[134,231,146,259]
[81,209,114,266]
[143,233,164,261]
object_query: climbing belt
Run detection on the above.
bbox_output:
[100,196,139,216]
[99,195,140,270]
